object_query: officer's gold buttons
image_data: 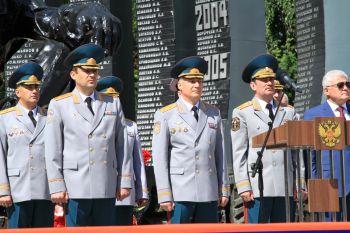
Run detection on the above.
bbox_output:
[195,155,199,160]
[272,161,276,166]
[29,144,33,147]
[29,155,34,159]
[209,168,212,173]
[102,134,107,138]
[196,169,199,174]
[90,160,94,165]
[88,134,92,139]
[103,161,107,165]
[209,154,212,159]
[89,147,93,152]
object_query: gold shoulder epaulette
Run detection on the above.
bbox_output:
[0,107,16,115]
[53,92,72,101]
[237,101,252,110]
[160,103,177,113]
[287,104,294,109]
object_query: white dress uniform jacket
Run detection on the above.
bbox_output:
[152,98,230,203]
[116,119,148,206]
[0,104,50,202]
[45,89,132,199]
[231,98,302,197]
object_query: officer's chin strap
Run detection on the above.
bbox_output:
[250,90,285,223]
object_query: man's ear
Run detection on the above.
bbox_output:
[15,87,21,98]
[177,80,182,91]
[70,70,77,81]
[250,80,256,91]
[323,87,328,97]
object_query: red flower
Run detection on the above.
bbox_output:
[53,204,65,227]
[142,149,152,166]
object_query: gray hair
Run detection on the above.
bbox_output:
[322,70,348,89]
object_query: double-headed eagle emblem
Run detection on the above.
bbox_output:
[318,120,342,147]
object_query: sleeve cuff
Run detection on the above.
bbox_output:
[157,188,173,203]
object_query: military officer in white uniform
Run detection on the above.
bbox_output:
[0,62,53,228]
[231,54,303,223]
[97,76,149,225]
[152,56,230,223]
[45,44,132,226]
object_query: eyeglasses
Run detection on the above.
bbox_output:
[328,81,350,89]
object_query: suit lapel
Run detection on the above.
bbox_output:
[346,103,350,116]
[31,107,46,142]
[252,98,271,125]
[90,92,107,133]
[73,89,94,123]
[195,101,208,140]
[177,99,197,131]
[323,101,335,116]
[15,105,35,134]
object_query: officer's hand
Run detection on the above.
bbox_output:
[116,188,131,201]
[301,190,308,201]
[160,201,174,212]
[218,196,229,207]
[34,2,122,55]
[51,191,68,204]
[0,195,12,208]
[136,198,149,207]
[240,191,254,202]
[294,189,308,202]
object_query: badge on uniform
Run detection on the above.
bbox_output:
[127,132,135,137]
[104,111,117,116]
[153,121,161,134]
[208,122,217,129]
[8,127,25,137]
[231,117,240,131]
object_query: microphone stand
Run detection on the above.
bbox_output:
[251,90,285,223]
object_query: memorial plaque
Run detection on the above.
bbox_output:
[4,40,45,97]
[195,0,230,119]
[294,0,325,118]
[136,0,176,150]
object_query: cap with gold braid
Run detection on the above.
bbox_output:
[8,62,43,89]
[274,80,284,91]
[96,76,123,96]
[169,56,208,92]
[242,54,278,83]
[64,43,105,70]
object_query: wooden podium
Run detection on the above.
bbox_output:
[252,117,348,214]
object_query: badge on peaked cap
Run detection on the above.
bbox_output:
[64,43,105,69]
[242,54,278,83]
[96,76,123,95]
[170,56,208,91]
[274,79,284,90]
[8,62,43,88]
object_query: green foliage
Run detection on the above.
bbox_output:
[265,0,297,103]
[131,0,139,106]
